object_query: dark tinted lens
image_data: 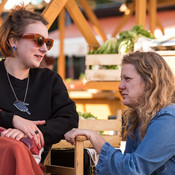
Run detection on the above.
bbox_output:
[37,36,44,46]
[46,41,52,47]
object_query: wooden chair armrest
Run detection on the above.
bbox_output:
[75,135,87,141]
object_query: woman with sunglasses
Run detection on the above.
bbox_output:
[0,4,78,174]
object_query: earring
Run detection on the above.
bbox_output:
[13,46,16,51]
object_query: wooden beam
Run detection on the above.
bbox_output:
[135,0,147,28]
[148,0,157,34]
[78,0,107,42]
[156,15,164,35]
[42,0,68,29]
[58,8,66,79]
[0,0,7,12]
[65,0,100,47]
[0,0,8,26]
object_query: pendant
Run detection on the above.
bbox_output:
[13,100,31,115]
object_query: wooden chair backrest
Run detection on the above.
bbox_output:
[52,109,122,149]
[45,110,122,175]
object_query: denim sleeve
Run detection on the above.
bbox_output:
[95,113,175,175]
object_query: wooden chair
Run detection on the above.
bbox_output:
[44,110,122,175]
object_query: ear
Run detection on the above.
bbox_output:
[8,37,17,48]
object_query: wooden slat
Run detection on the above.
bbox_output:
[85,54,122,81]
[42,0,68,29]
[45,165,74,175]
[79,119,121,131]
[85,54,123,65]
[85,69,121,81]
[52,140,74,149]
[156,51,175,56]
[65,0,100,46]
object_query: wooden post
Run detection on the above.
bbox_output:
[75,136,85,175]
[58,8,66,79]
[148,0,157,34]
[78,0,107,42]
[135,0,147,28]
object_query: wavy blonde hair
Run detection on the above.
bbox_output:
[122,51,175,140]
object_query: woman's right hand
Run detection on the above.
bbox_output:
[65,128,106,154]
[1,128,26,140]
[12,115,45,149]
[64,128,92,145]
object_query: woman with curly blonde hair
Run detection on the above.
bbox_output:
[65,51,175,175]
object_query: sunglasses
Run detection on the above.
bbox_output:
[21,33,54,50]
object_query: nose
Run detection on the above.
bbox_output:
[40,43,48,53]
[118,81,125,90]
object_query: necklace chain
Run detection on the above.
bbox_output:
[6,72,29,103]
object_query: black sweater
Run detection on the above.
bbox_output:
[0,60,79,159]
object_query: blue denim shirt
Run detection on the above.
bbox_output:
[96,104,175,175]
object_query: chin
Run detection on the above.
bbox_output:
[123,101,133,108]
[31,62,40,68]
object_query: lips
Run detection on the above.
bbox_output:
[34,54,43,61]
[122,93,127,98]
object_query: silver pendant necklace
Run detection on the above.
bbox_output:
[6,72,31,115]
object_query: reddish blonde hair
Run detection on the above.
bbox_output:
[0,4,48,57]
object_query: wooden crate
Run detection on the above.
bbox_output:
[85,51,175,81]
[156,50,175,75]
[85,54,123,81]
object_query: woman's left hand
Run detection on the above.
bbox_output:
[12,115,45,149]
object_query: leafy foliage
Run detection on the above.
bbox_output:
[88,25,155,55]
[78,112,97,120]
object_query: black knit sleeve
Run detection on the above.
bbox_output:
[38,74,79,145]
[0,110,14,128]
